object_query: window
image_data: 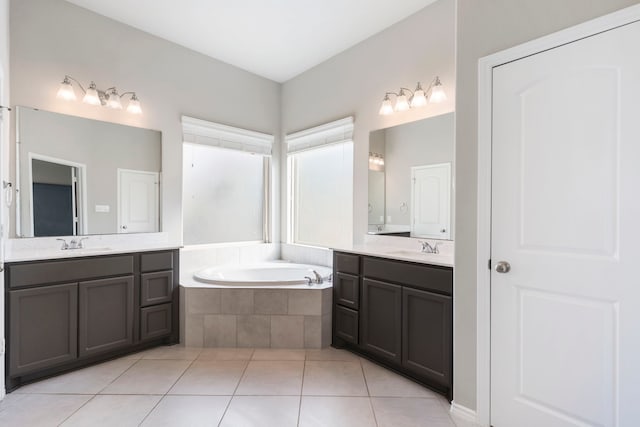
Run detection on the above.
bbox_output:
[287,117,354,248]
[182,117,272,245]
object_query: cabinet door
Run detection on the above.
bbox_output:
[78,276,134,358]
[9,283,78,376]
[402,287,452,388]
[361,278,402,364]
[334,272,359,309]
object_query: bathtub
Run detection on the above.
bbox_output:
[193,262,332,287]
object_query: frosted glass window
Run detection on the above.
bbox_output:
[289,142,353,248]
[183,144,266,244]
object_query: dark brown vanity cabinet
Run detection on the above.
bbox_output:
[332,251,453,399]
[5,249,179,391]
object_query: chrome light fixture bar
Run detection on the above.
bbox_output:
[379,76,446,115]
[57,75,143,114]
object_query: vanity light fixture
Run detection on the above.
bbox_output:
[369,152,385,167]
[56,75,143,114]
[379,76,446,115]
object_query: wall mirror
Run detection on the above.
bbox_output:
[16,106,162,237]
[368,112,454,240]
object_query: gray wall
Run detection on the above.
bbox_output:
[18,107,161,236]
[10,0,281,243]
[0,0,8,400]
[383,112,454,228]
[454,0,640,411]
[281,0,456,244]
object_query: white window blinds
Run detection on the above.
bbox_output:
[182,116,274,155]
[285,116,354,154]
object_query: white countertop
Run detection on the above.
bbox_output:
[4,233,181,263]
[334,236,454,267]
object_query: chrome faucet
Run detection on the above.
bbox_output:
[304,270,324,286]
[57,237,89,250]
[420,240,441,254]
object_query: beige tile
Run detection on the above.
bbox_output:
[204,314,237,347]
[198,347,254,360]
[371,397,455,427]
[220,396,300,427]
[141,395,231,426]
[305,347,360,362]
[252,348,306,361]
[142,345,202,360]
[15,358,136,394]
[100,360,191,394]
[254,289,288,314]
[119,349,148,360]
[237,315,271,347]
[288,290,322,315]
[321,288,333,314]
[168,360,247,395]
[0,393,92,427]
[298,396,376,427]
[186,288,222,314]
[61,395,161,427]
[184,313,204,347]
[361,359,438,397]
[321,313,332,347]
[271,315,304,348]
[302,361,368,396]
[304,316,322,348]
[221,289,254,314]
[236,361,304,395]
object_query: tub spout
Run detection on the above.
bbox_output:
[304,276,314,286]
[312,270,323,284]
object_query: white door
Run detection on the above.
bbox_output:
[410,163,450,239]
[117,169,159,233]
[491,21,640,426]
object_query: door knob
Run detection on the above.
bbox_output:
[495,261,511,273]
[122,225,127,230]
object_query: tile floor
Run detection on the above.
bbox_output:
[0,346,477,427]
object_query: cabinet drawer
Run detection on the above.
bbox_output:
[334,252,360,275]
[8,255,134,289]
[141,303,172,341]
[363,257,452,296]
[141,251,174,273]
[335,306,359,345]
[141,271,173,307]
[334,272,360,310]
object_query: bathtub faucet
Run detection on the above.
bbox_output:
[312,270,323,284]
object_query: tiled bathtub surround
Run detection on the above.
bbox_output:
[182,286,332,348]
[180,242,280,276]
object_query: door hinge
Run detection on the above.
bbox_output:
[488,259,492,270]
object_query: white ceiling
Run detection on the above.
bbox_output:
[65,0,438,83]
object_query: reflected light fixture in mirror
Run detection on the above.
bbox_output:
[57,75,143,114]
[379,76,446,115]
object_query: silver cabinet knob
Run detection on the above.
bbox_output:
[495,261,511,273]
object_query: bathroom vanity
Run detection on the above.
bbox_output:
[332,249,453,400]
[4,248,179,391]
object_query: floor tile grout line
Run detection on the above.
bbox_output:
[359,355,381,427]
[137,355,201,426]
[217,356,253,427]
[297,359,307,427]
[55,393,98,426]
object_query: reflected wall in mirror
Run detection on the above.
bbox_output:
[17,106,162,237]
[368,112,454,240]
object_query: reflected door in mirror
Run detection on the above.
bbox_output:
[117,169,159,233]
[410,163,451,239]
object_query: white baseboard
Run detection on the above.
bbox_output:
[449,401,480,424]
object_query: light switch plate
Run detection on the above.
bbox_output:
[95,205,110,213]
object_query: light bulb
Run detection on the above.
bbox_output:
[410,82,427,108]
[428,77,447,103]
[394,90,410,112]
[83,82,101,106]
[126,94,142,114]
[57,77,77,101]
[378,95,393,115]
[106,90,123,109]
